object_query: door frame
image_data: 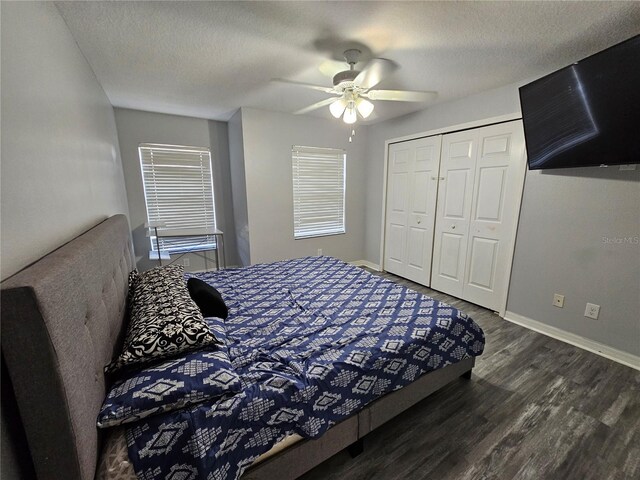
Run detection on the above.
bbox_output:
[379,113,525,317]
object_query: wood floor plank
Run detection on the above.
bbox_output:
[298,269,639,480]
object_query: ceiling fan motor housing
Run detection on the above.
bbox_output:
[333,48,363,89]
[333,69,361,88]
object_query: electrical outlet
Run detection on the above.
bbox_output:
[553,294,565,308]
[317,249,323,256]
[584,303,600,320]
[183,257,190,267]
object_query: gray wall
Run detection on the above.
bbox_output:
[113,108,238,271]
[363,80,639,356]
[228,110,251,266]
[208,120,238,267]
[507,168,640,356]
[239,108,368,264]
[1,2,130,479]
[0,1,129,281]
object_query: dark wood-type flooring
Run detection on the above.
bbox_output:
[299,270,640,480]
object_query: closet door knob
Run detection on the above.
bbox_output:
[451,225,456,230]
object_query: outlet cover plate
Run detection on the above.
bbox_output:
[584,303,600,320]
[553,294,565,308]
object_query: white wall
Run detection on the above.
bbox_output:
[0,1,129,281]
[239,108,368,264]
[363,80,639,357]
[113,108,238,271]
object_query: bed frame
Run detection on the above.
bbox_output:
[1,215,474,480]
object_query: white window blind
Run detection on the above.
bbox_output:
[292,145,346,239]
[139,143,217,253]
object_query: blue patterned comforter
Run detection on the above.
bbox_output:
[126,256,485,479]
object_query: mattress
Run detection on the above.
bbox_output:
[99,256,485,480]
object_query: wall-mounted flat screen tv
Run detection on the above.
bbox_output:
[519,35,640,170]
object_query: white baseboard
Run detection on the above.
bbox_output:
[350,260,381,271]
[503,311,640,371]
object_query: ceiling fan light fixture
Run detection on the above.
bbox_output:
[329,98,347,118]
[279,48,435,123]
[343,105,357,124]
[355,98,374,119]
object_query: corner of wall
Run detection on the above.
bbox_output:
[208,119,240,267]
[227,109,251,266]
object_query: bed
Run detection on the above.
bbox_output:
[1,215,484,480]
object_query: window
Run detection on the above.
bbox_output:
[292,146,346,239]
[139,143,216,253]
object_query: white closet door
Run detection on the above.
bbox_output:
[462,121,526,310]
[431,131,478,298]
[432,120,526,312]
[384,136,441,285]
[384,143,411,277]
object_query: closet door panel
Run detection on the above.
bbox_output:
[431,132,477,297]
[407,226,427,269]
[384,147,411,277]
[442,169,469,218]
[387,223,407,267]
[462,121,526,310]
[439,232,464,280]
[475,166,506,221]
[404,137,441,284]
[467,236,499,290]
[384,136,441,286]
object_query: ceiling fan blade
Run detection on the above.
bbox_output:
[294,97,339,115]
[354,58,397,90]
[271,78,335,94]
[366,90,438,102]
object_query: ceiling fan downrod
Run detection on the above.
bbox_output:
[333,49,362,87]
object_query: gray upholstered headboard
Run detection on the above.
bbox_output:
[1,215,134,480]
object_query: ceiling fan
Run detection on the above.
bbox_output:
[273,49,437,124]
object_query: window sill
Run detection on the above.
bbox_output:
[294,231,346,240]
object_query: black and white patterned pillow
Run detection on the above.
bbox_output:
[106,265,221,374]
[127,268,139,309]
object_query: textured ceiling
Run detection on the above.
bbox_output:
[55,1,640,124]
